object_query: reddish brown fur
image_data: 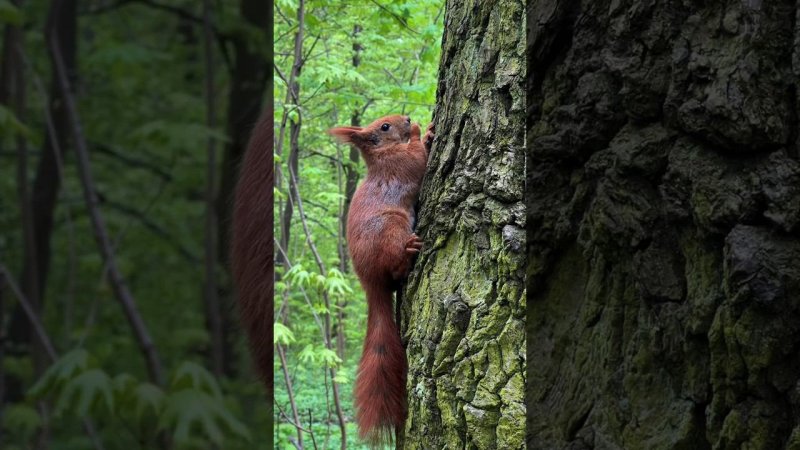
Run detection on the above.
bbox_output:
[329,115,433,445]
[231,109,274,396]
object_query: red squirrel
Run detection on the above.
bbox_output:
[231,109,274,395]
[329,115,434,444]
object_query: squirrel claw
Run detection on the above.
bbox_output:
[405,234,424,254]
[423,123,435,152]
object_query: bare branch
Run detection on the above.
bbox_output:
[0,265,106,450]
[0,265,56,360]
[91,142,172,181]
[101,198,201,263]
[85,0,233,71]
[87,0,204,27]
[45,0,165,387]
[288,158,348,450]
[201,0,224,379]
[276,345,305,448]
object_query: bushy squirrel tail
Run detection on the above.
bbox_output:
[355,285,407,446]
[231,110,274,395]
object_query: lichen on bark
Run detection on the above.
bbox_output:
[400,0,526,449]
[528,1,800,449]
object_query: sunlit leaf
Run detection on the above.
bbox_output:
[274,322,296,345]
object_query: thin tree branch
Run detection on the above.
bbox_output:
[86,0,203,27]
[301,33,320,65]
[17,42,80,347]
[91,142,172,181]
[45,0,165,387]
[287,163,347,450]
[273,240,325,333]
[274,3,293,27]
[201,0,224,379]
[368,0,420,35]
[276,344,305,448]
[0,266,56,360]
[101,198,201,263]
[0,265,106,450]
[84,0,233,71]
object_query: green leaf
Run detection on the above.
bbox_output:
[112,373,138,401]
[3,404,40,439]
[29,348,92,399]
[170,361,222,399]
[0,0,23,25]
[0,104,31,138]
[325,268,353,296]
[318,348,342,367]
[298,344,316,364]
[287,108,300,124]
[285,264,312,287]
[332,370,349,384]
[134,383,165,423]
[160,389,250,445]
[274,322,296,345]
[54,369,114,417]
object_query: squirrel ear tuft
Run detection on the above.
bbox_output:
[328,126,363,144]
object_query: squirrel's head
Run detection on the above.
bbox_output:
[328,115,412,156]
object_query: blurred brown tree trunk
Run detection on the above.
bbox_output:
[4,0,76,405]
[201,0,224,379]
[528,1,800,449]
[399,0,526,449]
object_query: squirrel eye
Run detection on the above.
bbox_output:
[381,123,390,131]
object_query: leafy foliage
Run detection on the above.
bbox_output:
[26,349,251,447]
[0,0,269,449]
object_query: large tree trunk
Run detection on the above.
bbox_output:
[5,0,77,404]
[400,0,526,449]
[528,1,800,449]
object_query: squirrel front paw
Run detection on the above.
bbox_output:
[391,234,424,281]
[410,122,421,140]
[405,233,423,255]
[423,123,435,152]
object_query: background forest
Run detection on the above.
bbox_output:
[0,0,269,448]
[272,0,442,448]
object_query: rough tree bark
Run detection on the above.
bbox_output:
[400,0,526,449]
[528,1,800,449]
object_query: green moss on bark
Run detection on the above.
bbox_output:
[399,0,526,448]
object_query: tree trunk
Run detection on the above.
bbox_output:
[528,1,800,449]
[201,0,224,380]
[4,0,76,405]
[400,0,526,449]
